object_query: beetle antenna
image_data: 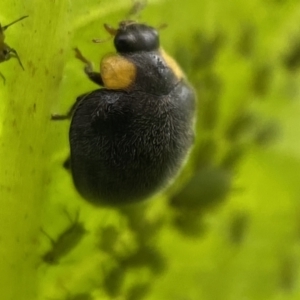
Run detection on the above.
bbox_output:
[156,23,168,31]
[92,36,112,44]
[103,23,118,36]
[74,47,90,65]
[92,23,117,44]
[127,0,147,19]
[3,15,28,31]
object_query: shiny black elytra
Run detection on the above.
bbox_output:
[52,21,196,206]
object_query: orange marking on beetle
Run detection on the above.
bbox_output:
[100,54,136,90]
[160,48,184,80]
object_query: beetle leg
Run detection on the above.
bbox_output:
[40,228,55,246]
[51,92,92,120]
[51,101,78,120]
[0,71,5,84]
[62,207,78,224]
[9,48,24,70]
[74,47,104,86]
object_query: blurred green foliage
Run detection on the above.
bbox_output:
[0,0,300,300]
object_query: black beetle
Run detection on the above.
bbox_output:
[52,20,196,206]
[0,15,27,83]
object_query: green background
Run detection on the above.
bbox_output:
[0,0,300,299]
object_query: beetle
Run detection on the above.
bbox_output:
[52,20,196,206]
[41,209,87,265]
[0,15,27,83]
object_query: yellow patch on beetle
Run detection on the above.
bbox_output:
[100,54,136,90]
[160,48,185,80]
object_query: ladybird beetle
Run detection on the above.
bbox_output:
[0,15,27,83]
[52,20,196,206]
